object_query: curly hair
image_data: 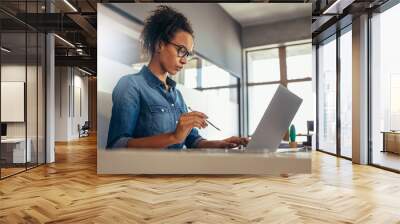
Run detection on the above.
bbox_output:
[140,5,194,57]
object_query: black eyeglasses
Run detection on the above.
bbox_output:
[167,41,194,60]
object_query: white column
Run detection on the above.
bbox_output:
[312,45,317,150]
[46,32,55,164]
[241,50,248,137]
[352,14,369,164]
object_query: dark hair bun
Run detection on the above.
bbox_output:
[141,5,194,56]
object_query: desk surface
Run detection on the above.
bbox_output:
[1,138,27,143]
[381,131,400,134]
[296,133,313,136]
[98,148,311,175]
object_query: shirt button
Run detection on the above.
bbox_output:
[171,104,174,107]
[176,121,178,124]
[161,109,165,112]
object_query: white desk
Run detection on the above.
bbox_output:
[1,138,31,163]
[98,149,311,175]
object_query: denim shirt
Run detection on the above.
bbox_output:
[106,66,204,149]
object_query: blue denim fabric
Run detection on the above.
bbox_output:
[106,66,204,149]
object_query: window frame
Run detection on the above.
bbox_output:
[245,42,312,137]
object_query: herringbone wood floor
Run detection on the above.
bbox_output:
[1,134,400,224]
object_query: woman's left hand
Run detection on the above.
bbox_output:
[217,136,250,148]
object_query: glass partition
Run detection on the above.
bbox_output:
[1,30,28,177]
[0,1,46,179]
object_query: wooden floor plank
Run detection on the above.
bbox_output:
[0,134,400,223]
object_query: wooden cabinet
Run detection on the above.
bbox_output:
[382,132,400,154]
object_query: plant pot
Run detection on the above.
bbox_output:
[289,141,297,148]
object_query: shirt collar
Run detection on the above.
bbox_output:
[142,65,176,89]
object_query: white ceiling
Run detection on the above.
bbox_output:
[219,3,311,27]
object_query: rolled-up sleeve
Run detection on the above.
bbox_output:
[106,77,140,149]
[185,128,204,148]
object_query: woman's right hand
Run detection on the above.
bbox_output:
[172,111,208,143]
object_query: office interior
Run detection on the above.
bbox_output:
[0,0,400,222]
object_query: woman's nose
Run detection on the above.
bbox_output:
[180,57,187,64]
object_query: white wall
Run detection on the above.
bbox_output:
[1,63,46,163]
[242,16,311,49]
[55,67,89,141]
[1,65,33,138]
[108,3,243,78]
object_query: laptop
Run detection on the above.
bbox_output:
[244,85,303,152]
[189,85,302,154]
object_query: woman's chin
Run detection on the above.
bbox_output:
[168,70,179,75]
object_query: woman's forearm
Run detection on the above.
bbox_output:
[195,139,223,148]
[126,133,179,149]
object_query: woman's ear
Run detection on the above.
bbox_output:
[157,41,165,53]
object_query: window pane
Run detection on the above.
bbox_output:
[318,37,337,154]
[199,88,239,139]
[247,48,280,83]
[248,84,279,135]
[201,60,233,88]
[340,29,352,158]
[287,44,312,80]
[371,4,400,171]
[288,81,314,142]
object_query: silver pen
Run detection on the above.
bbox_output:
[187,107,221,131]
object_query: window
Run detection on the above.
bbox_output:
[247,43,313,138]
[317,37,337,154]
[370,3,400,171]
[288,81,314,137]
[287,44,312,80]
[247,48,280,83]
[248,84,279,134]
[339,28,352,158]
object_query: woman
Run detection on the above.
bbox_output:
[107,6,249,149]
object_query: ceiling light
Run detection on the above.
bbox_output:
[1,47,11,53]
[322,0,354,15]
[78,67,92,76]
[54,34,75,48]
[63,0,78,12]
